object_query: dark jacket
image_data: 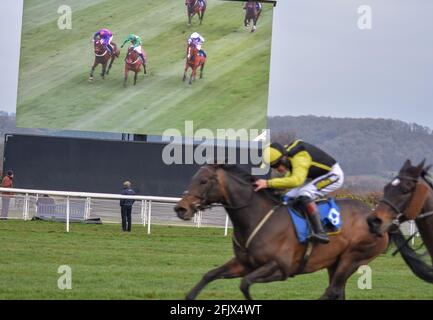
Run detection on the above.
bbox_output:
[120,187,135,207]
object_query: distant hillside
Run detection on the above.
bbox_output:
[269,115,433,179]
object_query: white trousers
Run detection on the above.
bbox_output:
[285,163,344,200]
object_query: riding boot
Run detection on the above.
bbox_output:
[302,199,330,244]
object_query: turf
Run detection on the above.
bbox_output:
[0,220,432,300]
[16,0,273,136]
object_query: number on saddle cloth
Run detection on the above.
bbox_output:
[286,198,343,244]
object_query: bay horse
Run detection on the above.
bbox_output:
[183,43,206,85]
[123,47,146,87]
[174,164,389,300]
[368,159,433,283]
[244,1,262,32]
[185,0,206,26]
[89,39,120,81]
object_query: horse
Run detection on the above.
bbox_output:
[185,0,206,26]
[244,1,262,32]
[367,159,433,283]
[123,47,146,87]
[183,43,206,85]
[174,164,389,300]
[89,39,120,81]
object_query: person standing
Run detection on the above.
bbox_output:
[120,181,135,232]
[1,170,14,220]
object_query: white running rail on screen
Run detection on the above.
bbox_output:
[0,187,231,236]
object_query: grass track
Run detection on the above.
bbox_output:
[0,220,432,299]
[16,0,273,136]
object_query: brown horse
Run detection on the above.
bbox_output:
[185,0,206,26]
[183,43,206,85]
[123,47,146,87]
[174,164,388,300]
[89,39,120,81]
[244,1,262,32]
[368,159,433,283]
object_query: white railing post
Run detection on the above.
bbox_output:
[141,200,146,227]
[410,221,415,246]
[23,193,29,221]
[85,197,91,220]
[224,214,229,236]
[147,200,152,234]
[66,196,70,233]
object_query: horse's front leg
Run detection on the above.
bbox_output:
[189,67,195,85]
[199,62,205,79]
[183,63,189,82]
[143,64,147,75]
[240,261,286,300]
[188,12,192,26]
[123,67,128,87]
[134,71,138,86]
[107,56,115,75]
[89,61,97,81]
[199,9,205,25]
[186,258,248,300]
[101,63,107,79]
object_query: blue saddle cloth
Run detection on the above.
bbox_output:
[287,198,343,244]
[198,50,206,58]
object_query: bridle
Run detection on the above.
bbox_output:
[126,50,139,65]
[378,175,429,232]
[183,166,254,211]
[94,42,108,57]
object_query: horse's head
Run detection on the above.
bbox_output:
[174,165,225,220]
[94,39,105,54]
[245,2,257,13]
[368,159,430,235]
[174,164,260,220]
[126,47,139,63]
[187,43,198,60]
[185,0,196,8]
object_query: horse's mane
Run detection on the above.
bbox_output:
[211,164,282,204]
[421,164,433,189]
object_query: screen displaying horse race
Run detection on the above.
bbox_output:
[15,0,274,137]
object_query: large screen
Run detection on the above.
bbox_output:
[16,0,274,137]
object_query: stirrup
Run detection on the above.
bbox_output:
[308,233,330,244]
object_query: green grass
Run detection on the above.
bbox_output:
[16,0,273,136]
[0,220,432,300]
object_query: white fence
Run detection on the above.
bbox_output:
[0,187,231,235]
[0,187,417,241]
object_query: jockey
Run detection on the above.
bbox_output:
[121,34,146,66]
[187,32,206,57]
[255,140,345,244]
[93,28,114,54]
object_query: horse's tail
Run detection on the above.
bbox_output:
[390,229,433,283]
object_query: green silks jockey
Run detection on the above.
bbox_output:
[121,34,145,66]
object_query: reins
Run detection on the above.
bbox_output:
[379,174,433,235]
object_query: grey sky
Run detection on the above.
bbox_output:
[1,1,433,128]
[268,0,433,129]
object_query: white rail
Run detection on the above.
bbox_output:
[0,187,228,235]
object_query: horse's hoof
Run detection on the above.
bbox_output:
[88,77,94,82]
